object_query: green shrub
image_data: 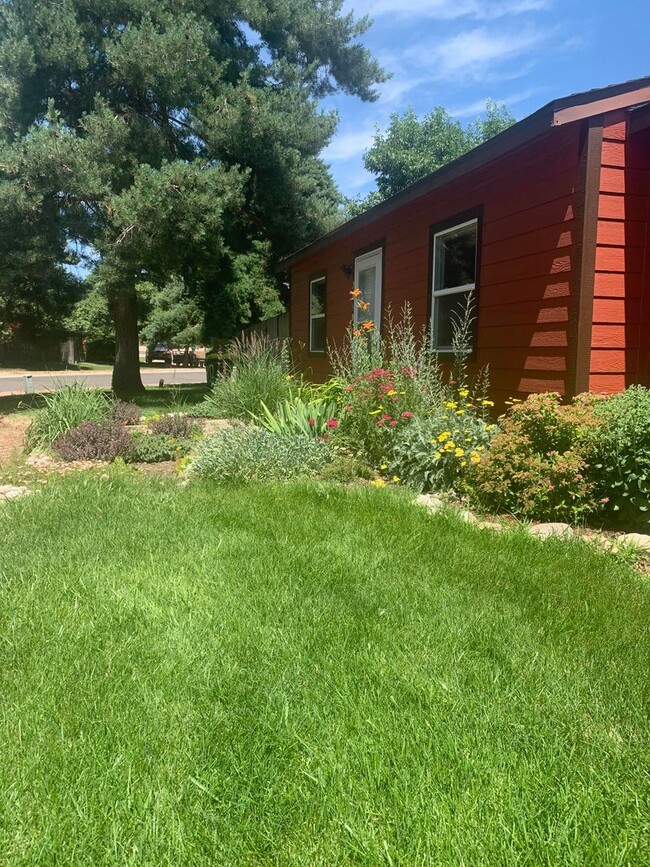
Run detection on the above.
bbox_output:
[466,393,600,522]
[189,427,332,482]
[53,420,134,462]
[129,433,192,463]
[317,454,374,483]
[586,385,650,523]
[193,333,292,420]
[27,384,111,450]
[391,411,495,493]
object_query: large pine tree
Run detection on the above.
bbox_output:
[0,1,385,392]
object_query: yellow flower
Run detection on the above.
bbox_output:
[392,475,400,483]
[386,389,397,396]
[486,424,495,431]
[456,410,465,415]
[370,478,386,488]
[460,460,467,467]
[435,451,442,459]
[444,440,455,451]
[481,399,494,407]
[380,463,388,470]
[369,408,382,415]
[459,389,469,398]
[470,453,481,464]
[465,437,472,443]
[438,431,451,442]
[445,401,457,409]
[455,447,464,457]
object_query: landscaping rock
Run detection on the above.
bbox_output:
[0,484,30,501]
[458,509,479,524]
[528,522,573,539]
[414,493,444,512]
[618,532,650,551]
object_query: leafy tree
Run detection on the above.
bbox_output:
[0,0,385,392]
[344,100,515,217]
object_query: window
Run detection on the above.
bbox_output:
[431,219,478,351]
[354,248,382,331]
[309,276,326,353]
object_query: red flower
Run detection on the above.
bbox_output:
[325,418,339,429]
[401,411,414,419]
[382,414,392,421]
[345,384,355,392]
[389,420,398,427]
[309,418,315,428]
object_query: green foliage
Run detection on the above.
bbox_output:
[53,420,134,462]
[128,433,192,464]
[26,383,111,450]
[346,100,516,214]
[587,386,650,523]
[195,333,292,420]
[138,278,203,349]
[0,0,386,385]
[317,453,374,483]
[65,287,114,344]
[391,412,495,494]
[467,393,601,523]
[190,427,332,482]
[252,395,339,438]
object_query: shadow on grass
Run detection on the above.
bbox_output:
[0,384,209,417]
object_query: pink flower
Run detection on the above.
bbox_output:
[345,384,354,392]
[401,411,414,419]
[389,420,398,427]
[382,413,392,421]
[344,404,352,412]
[325,418,339,429]
[309,418,315,428]
[601,497,610,503]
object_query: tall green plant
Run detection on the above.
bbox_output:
[26,383,111,450]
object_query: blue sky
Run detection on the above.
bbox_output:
[322,0,650,197]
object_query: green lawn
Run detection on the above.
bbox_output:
[0,473,648,865]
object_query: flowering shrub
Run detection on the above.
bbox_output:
[390,410,495,493]
[466,393,601,522]
[336,367,417,464]
[110,401,142,426]
[128,433,192,463]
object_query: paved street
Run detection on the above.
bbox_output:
[0,367,206,396]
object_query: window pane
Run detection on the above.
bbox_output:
[435,223,476,291]
[310,280,325,317]
[311,316,326,352]
[357,265,377,322]
[434,291,474,350]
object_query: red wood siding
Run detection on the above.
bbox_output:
[589,112,650,392]
[291,124,584,402]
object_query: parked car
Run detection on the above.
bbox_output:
[171,346,199,367]
[146,343,173,365]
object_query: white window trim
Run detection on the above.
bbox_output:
[431,218,478,352]
[353,247,383,331]
[309,276,326,354]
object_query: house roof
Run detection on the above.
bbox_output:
[278,74,650,270]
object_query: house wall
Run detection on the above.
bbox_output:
[290,123,583,405]
[589,110,650,392]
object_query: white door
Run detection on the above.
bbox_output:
[353,248,382,331]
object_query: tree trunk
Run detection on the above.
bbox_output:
[111,285,145,395]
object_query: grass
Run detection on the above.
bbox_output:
[0,384,209,420]
[0,474,648,864]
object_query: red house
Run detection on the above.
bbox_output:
[279,76,650,405]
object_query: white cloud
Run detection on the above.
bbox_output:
[322,125,377,161]
[345,0,550,20]
[448,88,539,116]
[407,26,549,80]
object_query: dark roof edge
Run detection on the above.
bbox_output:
[277,74,650,271]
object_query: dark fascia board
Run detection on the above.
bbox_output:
[277,74,650,272]
[629,102,650,135]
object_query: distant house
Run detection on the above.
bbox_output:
[279,76,650,405]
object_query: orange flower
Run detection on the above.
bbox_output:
[350,288,361,298]
[352,328,362,337]
[357,299,370,311]
[362,320,374,332]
